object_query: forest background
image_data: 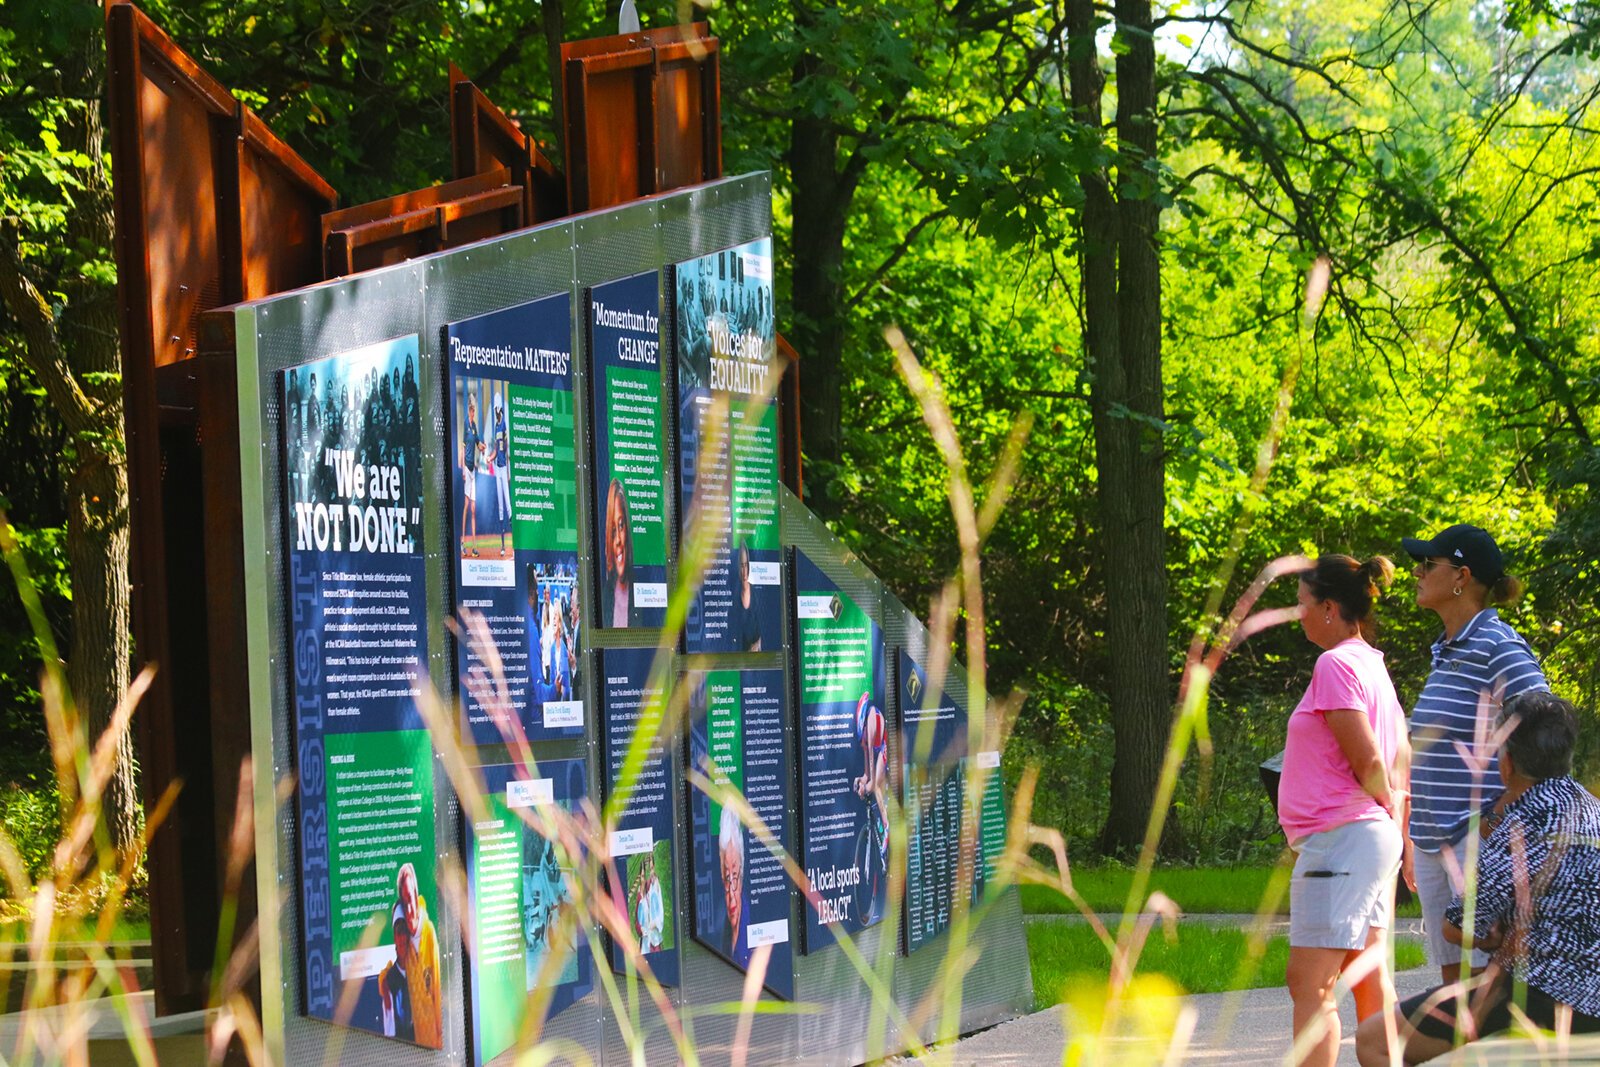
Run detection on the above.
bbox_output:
[2,0,1600,876]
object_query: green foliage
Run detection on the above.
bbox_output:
[0,785,61,885]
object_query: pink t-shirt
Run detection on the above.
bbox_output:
[1279,638,1406,844]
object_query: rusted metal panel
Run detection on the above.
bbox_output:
[562,24,721,212]
[107,0,335,1020]
[235,108,338,301]
[777,333,803,500]
[320,168,522,278]
[449,66,567,223]
[106,0,222,1016]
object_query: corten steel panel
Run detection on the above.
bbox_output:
[236,174,1028,1066]
[322,170,523,279]
[195,352,258,983]
[449,69,567,224]
[106,0,234,1014]
[654,61,706,192]
[109,0,338,1019]
[562,24,721,214]
[235,108,338,302]
[776,334,802,499]
[566,65,649,212]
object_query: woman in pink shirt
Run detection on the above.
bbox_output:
[1281,555,1410,1067]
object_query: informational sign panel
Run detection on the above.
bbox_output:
[444,294,584,745]
[598,648,679,984]
[674,238,783,653]
[465,758,593,1066]
[792,550,889,952]
[977,748,1007,898]
[899,649,965,953]
[687,668,794,998]
[587,272,670,630]
[281,336,442,1047]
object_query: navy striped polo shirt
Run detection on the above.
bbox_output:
[1409,609,1548,852]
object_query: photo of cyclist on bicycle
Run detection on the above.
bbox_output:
[853,692,890,925]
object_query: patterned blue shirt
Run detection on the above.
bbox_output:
[1409,609,1547,851]
[1445,777,1600,1017]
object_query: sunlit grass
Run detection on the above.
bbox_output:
[0,916,151,943]
[1027,921,1427,1009]
[1021,866,1421,918]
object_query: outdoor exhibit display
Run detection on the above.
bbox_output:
[598,647,679,984]
[444,294,584,745]
[237,173,1032,1067]
[586,272,670,630]
[792,548,890,952]
[674,238,784,654]
[686,667,795,998]
[464,758,592,1066]
[900,648,1015,952]
[281,335,444,1048]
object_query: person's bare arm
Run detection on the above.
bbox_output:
[1394,732,1416,890]
[1325,709,1394,812]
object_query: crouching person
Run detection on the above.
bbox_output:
[1356,691,1600,1065]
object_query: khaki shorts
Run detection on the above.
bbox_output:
[1413,844,1488,971]
[1289,818,1402,950]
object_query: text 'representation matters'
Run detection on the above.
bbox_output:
[792,549,889,953]
[674,237,783,654]
[281,336,442,1048]
[587,272,670,630]
[465,759,592,1066]
[687,668,795,998]
[445,293,584,745]
[598,647,679,985]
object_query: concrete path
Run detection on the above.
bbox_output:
[894,963,1439,1066]
[900,915,1600,1065]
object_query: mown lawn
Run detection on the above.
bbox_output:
[1021,865,1422,919]
[1027,920,1429,1010]
[0,916,152,943]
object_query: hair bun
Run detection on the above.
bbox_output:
[1359,555,1396,591]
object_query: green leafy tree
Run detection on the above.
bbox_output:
[0,0,136,851]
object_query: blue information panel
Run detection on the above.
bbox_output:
[687,668,795,998]
[587,273,670,630]
[444,294,584,745]
[464,758,593,1066]
[899,649,966,953]
[792,550,889,953]
[281,336,442,1047]
[598,648,679,985]
[674,238,783,653]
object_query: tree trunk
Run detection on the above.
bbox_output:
[787,13,855,479]
[65,453,135,850]
[1098,0,1172,857]
[1068,0,1174,857]
[0,24,138,854]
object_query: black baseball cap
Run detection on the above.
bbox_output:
[1401,524,1505,585]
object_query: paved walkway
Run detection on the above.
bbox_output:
[905,914,1600,1065]
[896,963,1439,1066]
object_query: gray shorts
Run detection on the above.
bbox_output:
[1413,843,1488,971]
[1289,818,1402,950]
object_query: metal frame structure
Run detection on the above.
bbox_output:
[232,173,1030,1066]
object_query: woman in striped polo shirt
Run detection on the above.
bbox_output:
[1401,523,1548,985]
